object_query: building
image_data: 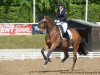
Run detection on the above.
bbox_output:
[68,19,100,52]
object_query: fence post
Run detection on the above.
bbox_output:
[60,52,64,59]
[89,52,93,58]
[77,53,80,58]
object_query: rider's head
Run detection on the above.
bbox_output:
[58,3,65,11]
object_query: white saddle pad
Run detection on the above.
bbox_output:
[58,26,72,39]
[67,29,72,39]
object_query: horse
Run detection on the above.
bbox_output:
[39,15,87,70]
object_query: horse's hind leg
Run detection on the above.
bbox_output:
[61,47,69,63]
[71,44,79,70]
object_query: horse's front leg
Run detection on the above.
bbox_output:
[44,43,57,65]
[41,44,49,60]
[41,48,47,60]
[44,49,53,65]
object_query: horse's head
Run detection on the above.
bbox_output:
[39,16,55,33]
[39,16,46,33]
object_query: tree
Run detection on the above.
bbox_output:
[0,0,33,23]
[36,0,100,22]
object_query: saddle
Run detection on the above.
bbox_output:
[58,26,72,46]
[58,26,72,39]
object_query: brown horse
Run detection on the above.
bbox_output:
[39,16,86,70]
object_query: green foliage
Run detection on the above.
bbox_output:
[36,0,59,21]
[88,3,100,22]
[0,0,100,23]
[36,0,100,22]
[69,4,85,20]
[0,0,33,23]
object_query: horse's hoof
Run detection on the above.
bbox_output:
[70,68,74,71]
[41,65,47,69]
[48,58,51,62]
[60,61,64,65]
[44,61,48,65]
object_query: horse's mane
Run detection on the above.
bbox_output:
[44,16,56,26]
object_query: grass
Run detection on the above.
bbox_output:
[0,34,45,49]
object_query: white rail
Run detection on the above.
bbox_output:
[51,52,100,59]
[0,49,100,60]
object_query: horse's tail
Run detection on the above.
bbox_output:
[78,38,88,55]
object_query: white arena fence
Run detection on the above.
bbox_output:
[0,49,100,61]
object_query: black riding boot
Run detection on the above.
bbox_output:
[63,32,71,46]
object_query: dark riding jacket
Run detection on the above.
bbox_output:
[57,9,68,23]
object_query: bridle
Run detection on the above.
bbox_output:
[39,17,47,28]
[39,19,45,29]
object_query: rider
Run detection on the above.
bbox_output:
[55,3,71,45]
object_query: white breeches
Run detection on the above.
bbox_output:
[55,20,68,33]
